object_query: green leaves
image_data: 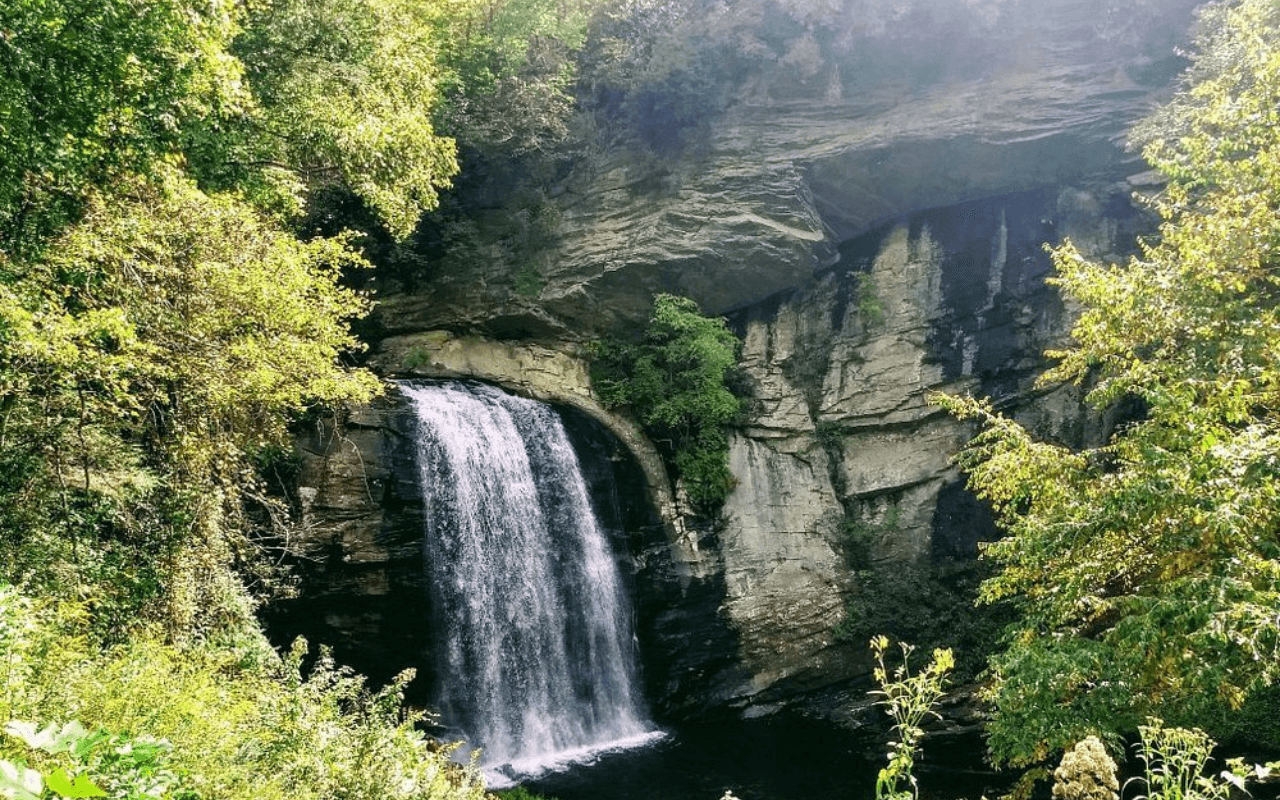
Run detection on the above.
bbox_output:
[1,719,176,799]
[1127,720,1256,800]
[1,0,464,253]
[1,0,603,639]
[434,0,596,156]
[869,637,954,800]
[0,0,246,254]
[0,586,491,800]
[230,0,460,239]
[0,163,382,633]
[44,769,107,799]
[939,0,1280,768]
[593,294,742,510]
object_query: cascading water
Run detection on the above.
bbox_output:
[401,381,662,785]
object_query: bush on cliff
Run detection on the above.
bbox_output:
[592,293,742,511]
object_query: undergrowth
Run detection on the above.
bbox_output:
[0,585,487,800]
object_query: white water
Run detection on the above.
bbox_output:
[402,382,663,786]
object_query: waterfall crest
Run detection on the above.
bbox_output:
[402,381,660,783]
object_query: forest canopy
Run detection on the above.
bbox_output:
[0,1,597,797]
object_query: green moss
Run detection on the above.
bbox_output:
[513,265,547,297]
[835,560,1013,684]
[403,347,432,370]
[855,273,885,328]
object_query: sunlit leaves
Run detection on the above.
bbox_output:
[231,0,461,239]
[0,167,380,631]
[0,0,247,254]
[870,637,954,800]
[1,0,466,249]
[0,590,490,800]
[0,0,602,638]
[36,169,381,439]
[940,0,1280,767]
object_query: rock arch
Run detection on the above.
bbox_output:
[371,331,705,575]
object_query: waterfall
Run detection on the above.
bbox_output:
[401,381,661,784]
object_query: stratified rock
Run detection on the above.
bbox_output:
[713,183,1144,706]
[373,0,1198,337]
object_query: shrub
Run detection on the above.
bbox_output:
[0,719,196,800]
[1053,736,1119,800]
[592,294,743,511]
[1129,720,1235,800]
[869,636,954,800]
[0,584,487,800]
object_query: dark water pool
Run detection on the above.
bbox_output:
[501,714,1280,800]
[515,715,1002,800]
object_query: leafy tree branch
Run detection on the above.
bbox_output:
[937,0,1280,767]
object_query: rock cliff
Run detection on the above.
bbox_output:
[372,0,1197,338]
[271,0,1198,722]
[707,182,1149,713]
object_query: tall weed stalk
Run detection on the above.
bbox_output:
[870,636,955,800]
[1128,720,1247,800]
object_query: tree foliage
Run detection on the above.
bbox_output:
[593,294,742,510]
[937,0,1280,767]
[224,0,460,239]
[0,2,618,795]
[2,168,380,633]
[1,0,463,250]
[0,0,486,635]
[0,0,246,253]
[432,0,599,157]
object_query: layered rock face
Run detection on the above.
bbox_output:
[274,0,1199,721]
[372,0,1198,339]
[709,183,1147,712]
[274,181,1149,719]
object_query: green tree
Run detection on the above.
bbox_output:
[593,294,742,510]
[223,0,461,239]
[0,0,477,635]
[936,0,1280,767]
[1,167,380,634]
[1,0,465,252]
[0,0,613,644]
[0,0,246,254]
[434,0,599,157]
